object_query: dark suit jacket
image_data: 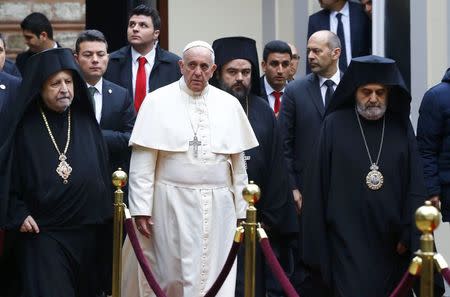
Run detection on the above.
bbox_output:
[104,44,182,100]
[3,60,21,78]
[0,71,21,114]
[307,1,371,72]
[278,73,327,191]
[100,79,136,175]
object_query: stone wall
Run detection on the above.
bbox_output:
[0,0,85,59]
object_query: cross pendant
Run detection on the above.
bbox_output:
[189,134,202,158]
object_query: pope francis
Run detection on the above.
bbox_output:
[121,40,258,297]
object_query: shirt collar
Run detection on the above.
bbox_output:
[318,70,341,87]
[87,77,103,95]
[131,45,156,64]
[330,1,349,17]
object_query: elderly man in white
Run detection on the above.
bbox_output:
[121,40,258,297]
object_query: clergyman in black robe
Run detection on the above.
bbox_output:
[301,55,440,297]
[0,48,113,297]
[211,36,298,297]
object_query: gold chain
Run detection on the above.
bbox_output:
[39,106,71,156]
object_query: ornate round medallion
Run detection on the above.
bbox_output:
[366,169,384,190]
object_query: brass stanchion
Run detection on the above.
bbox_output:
[415,200,441,297]
[112,168,128,297]
[242,181,261,297]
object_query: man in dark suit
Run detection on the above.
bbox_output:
[307,0,371,72]
[259,40,292,116]
[75,29,135,175]
[104,4,181,112]
[0,34,21,78]
[278,30,341,297]
[16,12,60,77]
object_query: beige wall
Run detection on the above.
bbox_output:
[427,0,448,87]
[168,0,263,59]
[276,0,295,43]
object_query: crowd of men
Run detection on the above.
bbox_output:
[0,0,448,296]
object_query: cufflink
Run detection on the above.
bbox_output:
[108,89,112,94]
[0,84,5,90]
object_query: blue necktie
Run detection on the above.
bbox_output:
[324,80,334,109]
[336,13,347,72]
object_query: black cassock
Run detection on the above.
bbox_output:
[0,48,113,297]
[235,94,298,297]
[302,108,424,297]
[0,101,113,297]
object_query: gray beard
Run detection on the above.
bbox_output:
[356,102,387,120]
[218,80,251,101]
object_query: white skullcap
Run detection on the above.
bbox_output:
[183,40,214,54]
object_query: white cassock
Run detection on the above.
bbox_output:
[122,77,258,297]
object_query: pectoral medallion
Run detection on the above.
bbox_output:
[366,164,383,190]
[56,154,72,184]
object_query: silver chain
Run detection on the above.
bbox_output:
[355,106,385,166]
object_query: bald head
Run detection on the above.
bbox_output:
[307,30,341,77]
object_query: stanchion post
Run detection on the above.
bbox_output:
[112,168,128,297]
[242,181,261,297]
[415,200,441,297]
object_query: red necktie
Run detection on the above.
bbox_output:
[272,91,283,113]
[134,56,147,111]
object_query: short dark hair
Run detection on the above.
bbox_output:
[75,29,108,54]
[262,40,292,62]
[20,12,53,39]
[129,4,161,31]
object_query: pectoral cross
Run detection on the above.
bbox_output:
[189,134,202,158]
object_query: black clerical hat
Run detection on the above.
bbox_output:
[210,36,261,96]
[19,48,92,114]
[327,55,411,117]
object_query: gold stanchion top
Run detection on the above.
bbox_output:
[242,181,261,205]
[415,201,441,234]
[112,167,128,190]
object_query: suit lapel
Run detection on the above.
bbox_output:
[307,74,325,117]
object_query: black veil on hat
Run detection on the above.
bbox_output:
[327,55,411,119]
[210,36,261,96]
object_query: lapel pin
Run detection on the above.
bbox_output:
[108,89,112,94]
[0,84,5,90]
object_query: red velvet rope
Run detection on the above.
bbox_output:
[259,238,300,297]
[204,240,242,297]
[388,270,417,297]
[124,218,167,297]
[442,267,450,287]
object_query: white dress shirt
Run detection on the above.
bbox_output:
[263,76,285,111]
[329,1,352,66]
[131,44,156,99]
[87,78,103,123]
[318,70,341,106]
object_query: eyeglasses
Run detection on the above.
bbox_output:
[292,54,300,60]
